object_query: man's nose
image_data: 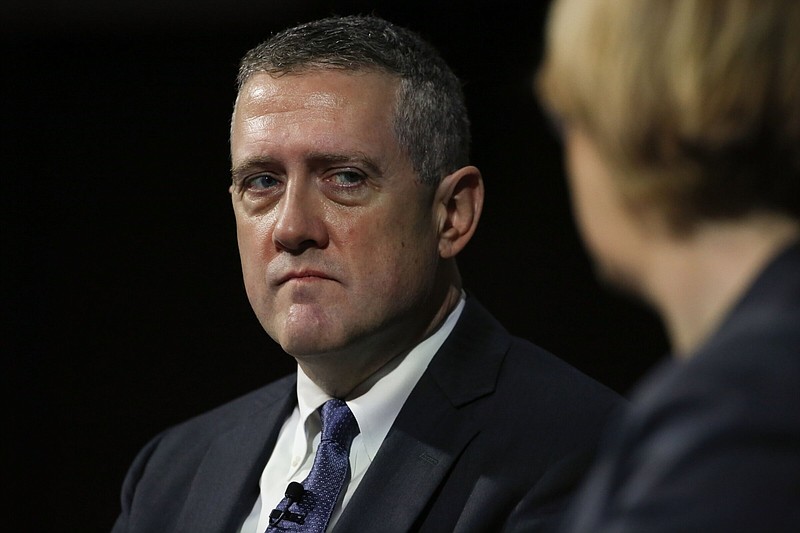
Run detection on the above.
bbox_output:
[272,181,329,253]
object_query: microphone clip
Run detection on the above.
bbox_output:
[268,481,307,526]
[268,508,306,525]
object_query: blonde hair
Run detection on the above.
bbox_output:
[537,0,800,230]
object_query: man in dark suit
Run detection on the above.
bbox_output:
[529,0,800,531]
[111,15,622,532]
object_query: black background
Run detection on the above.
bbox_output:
[6,1,668,530]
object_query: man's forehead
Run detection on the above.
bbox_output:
[239,74,339,108]
[231,69,400,141]
[236,69,399,106]
[230,69,409,171]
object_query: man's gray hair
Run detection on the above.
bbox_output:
[237,15,471,186]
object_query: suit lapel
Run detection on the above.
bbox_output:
[334,298,510,532]
[333,375,480,532]
[177,379,296,533]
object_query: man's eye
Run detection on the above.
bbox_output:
[245,174,279,190]
[328,170,365,187]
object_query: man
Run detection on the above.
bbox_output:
[532,0,800,531]
[112,15,621,533]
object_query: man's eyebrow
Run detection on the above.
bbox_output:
[230,155,278,184]
[306,151,384,176]
[230,152,385,183]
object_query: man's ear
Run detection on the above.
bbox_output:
[435,165,484,259]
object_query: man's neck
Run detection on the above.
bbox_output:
[646,213,800,358]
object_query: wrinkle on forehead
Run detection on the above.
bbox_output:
[238,69,398,109]
[231,70,402,160]
[250,90,343,111]
[239,97,342,139]
[236,82,346,136]
[243,75,344,109]
[303,91,343,109]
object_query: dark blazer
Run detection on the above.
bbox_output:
[111,297,623,533]
[556,242,800,533]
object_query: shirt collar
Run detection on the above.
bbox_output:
[294,293,466,461]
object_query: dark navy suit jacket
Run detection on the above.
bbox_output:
[555,242,800,532]
[111,297,623,532]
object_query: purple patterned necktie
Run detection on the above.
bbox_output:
[266,399,360,532]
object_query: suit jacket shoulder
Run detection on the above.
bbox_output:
[112,375,296,533]
[559,242,800,533]
[335,297,624,533]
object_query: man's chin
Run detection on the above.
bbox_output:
[279,340,333,358]
[277,333,349,360]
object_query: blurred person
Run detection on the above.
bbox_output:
[111,15,622,533]
[530,0,800,531]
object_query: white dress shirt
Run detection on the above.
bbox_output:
[239,295,465,533]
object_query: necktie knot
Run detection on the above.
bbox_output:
[319,399,359,448]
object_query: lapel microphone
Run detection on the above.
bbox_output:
[269,481,307,526]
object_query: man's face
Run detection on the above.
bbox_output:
[230,70,443,361]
